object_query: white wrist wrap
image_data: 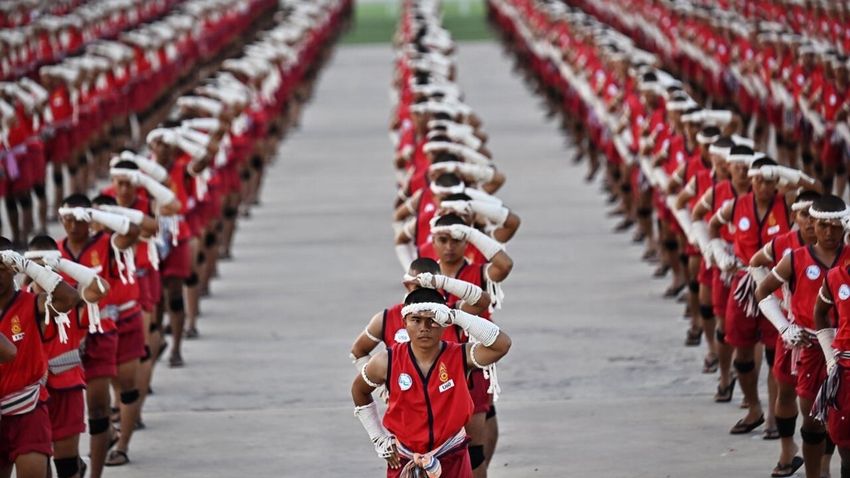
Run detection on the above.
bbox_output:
[23,259,62,296]
[749,266,769,284]
[690,221,711,252]
[464,188,502,205]
[817,328,837,371]
[97,205,144,225]
[394,244,415,271]
[137,173,177,205]
[451,309,500,347]
[466,227,503,261]
[759,296,791,333]
[353,401,395,458]
[352,354,370,372]
[129,155,169,183]
[457,163,495,183]
[433,274,483,306]
[469,200,509,227]
[56,258,99,290]
[88,209,131,235]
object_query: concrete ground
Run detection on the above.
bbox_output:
[97,42,818,478]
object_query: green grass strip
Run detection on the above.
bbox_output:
[342,0,492,44]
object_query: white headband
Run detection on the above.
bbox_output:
[696,132,720,145]
[727,154,754,165]
[708,144,732,158]
[430,183,465,195]
[791,200,814,212]
[400,302,450,318]
[810,207,850,220]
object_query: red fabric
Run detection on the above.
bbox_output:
[772,336,796,386]
[826,368,850,448]
[788,245,850,330]
[160,239,191,279]
[468,368,491,415]
[46,387,85,441]
[42,308,87,390]
[0,291,48,401]
[725,271,779,348]
[384,341,472,453]
[795,346,827,402]
[82,331,118,380]
[59,232,117,333]
[386,444,472,478]
[116,312,145,365]
[731,193,790,264]
[0,403,52,465]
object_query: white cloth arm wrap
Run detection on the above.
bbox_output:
[750,266,769,284]
[464,188,502,205]
[137,173,177,205]
[469,200,509,228]
[690,221,711,252]
[134,157,170,183]
[23,260,62,296]
[466,227,503,261]
[353,402,393,455]
[352,354,370,372]
[457,163,495,183]
[816,328,837,371]
[434,274,483,306]
[97,205,144,225]
[88,209,131,235]
[394,244,415,271]
[56,259,100,291]
[451,309,500,347]
[758,296,792,333]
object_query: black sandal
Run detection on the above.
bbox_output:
[685,328,702,347]
[771,456,804,477]
[762,428,780,440]
[105,449,130,467]
[702,356,719,374]
[663,283,686,298]
[730,414,765,434]
[714,376,736,403]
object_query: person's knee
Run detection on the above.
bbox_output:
[764,347,776,367]
[775,415,797,438]
[53,456,79,478]
[468,445,485,470]
[699,305,714,321]
[733,360,756,374]
[120,389,140,405]
[184,273,199,287]
[715,329,726,344]
[800,428,826,445]
[168,296,185,313]
[88,416,110,435]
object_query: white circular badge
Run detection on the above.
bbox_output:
[398,373,413,391]
[738,217,751,231]
[839,284,850,301]
[394,329,410,344]
[806,265,821,281]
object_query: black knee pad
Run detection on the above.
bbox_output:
[826,435,836,455]
[688,281,699,294]
[149,322,160,333]
[204,232,216,248]
[699,305,714,320]
[33,184,45,198]
[197,251,206,265]
[663,239,678,252]
[67,165,78,175]
[800,428,826,445]
[620,183,632,194]
[801,151,814,165]
[250,155,263,170]
[223,207,238,219]
[53,456,80,478]
[486,405,496,419]
[120,389,140,405]
[636,207,652,219]
[611,169,622,181]
[52,170,64,186]
[468,444,485,470]
[168,296,185,313]
[733,360,756,374]
[240,169,251,181]
[715,329,726,344]
[141,345,151,363]
[89,416,110,435]
[838,162,848,176]
[679,253,688,265]
[775,415,797,438]
[765,347,776,367]
[18,195,32,209]
[184,272,199,287]
[842,463,850,478]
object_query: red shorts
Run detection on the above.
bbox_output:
[82,331,118,380]
[468,369,492,415]
[712,269,730,319]
[772,336,796,387]
[387,443,472,478]
[725,273,779,348]
[138,270,162,312]
[827,366,850,448]
[795,345,827,401]
[0,403,52,465]
[161,240,191,279]
[116,313,146,365]
[46,387,86,441]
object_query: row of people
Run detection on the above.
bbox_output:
[489,0,850,477]
[0,1,352,478]
[0,0,279,251]
[351,1,518,477]
[0,0,180,82]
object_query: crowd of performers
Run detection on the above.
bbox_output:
[489,0,850,477]
[350,1,521,477]
[0,0,352,477]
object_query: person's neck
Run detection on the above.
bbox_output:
[440,258,464,277]
[410,341,442,372]
[0,284,16,313]
[732,179,750,194]
[813,242,841,262]
[66,233,92,256]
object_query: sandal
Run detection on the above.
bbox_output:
[652,264,670,278]
[763,428,780,440]
[663,283,686,299]
[685,328,702,347]
[730,414,765,434]
[613,218,634,232]
[169,353,184,368]
[702,355,719,374]
[714,376,737,403]
[771,456,804,477]
[79,459,87,478]
[105,449,130,467]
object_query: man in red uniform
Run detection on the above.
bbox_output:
[26,235,111,478]
[756,195,849,478]
[709,157,820,434]
[0,237,79,478]
[352,288,512,477]
[57,193,141,478]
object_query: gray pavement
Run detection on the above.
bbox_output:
[97,42,817,478]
